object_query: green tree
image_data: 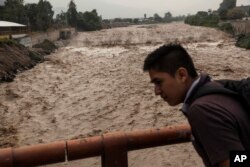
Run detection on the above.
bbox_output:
[77,9,102,31]
[25,3,38,30]
[55,11,68,27]
[133,18,139,24]
[227,7,245,20]
[3,0,27,24]
[154,13,162,22]
[123,18,133,23]
[113,18,123,22]
[218,0,236,11]
[218,0,236,20]
[164,12,172,22]
[67,0,78,27]
[36,0,54,31]
[0,6,4,20]
[218,9,228,20]
[197,11,208,17]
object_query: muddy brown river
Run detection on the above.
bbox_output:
[0,22,249,166]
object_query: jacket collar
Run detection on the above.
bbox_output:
[181,73,211,114]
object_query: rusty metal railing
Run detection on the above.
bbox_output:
[0,124,191,167]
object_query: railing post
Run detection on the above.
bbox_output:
[0,148,13,167]
[101,132,128,167]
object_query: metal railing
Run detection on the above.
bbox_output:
[0,124,191,167]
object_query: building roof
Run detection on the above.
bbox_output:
[0,21,26,27]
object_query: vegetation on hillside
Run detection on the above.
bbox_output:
[185,11,219,27]
[0,0,102,32]
[218,0,237,20]
[184,0,250,49]
[235,34,250,49]
[218,22,234,35]
[185,0,248,28]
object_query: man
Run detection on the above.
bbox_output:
[143,44,250,167]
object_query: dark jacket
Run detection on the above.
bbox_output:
[185,74,250,167]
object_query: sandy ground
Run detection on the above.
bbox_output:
[0,22,250,166]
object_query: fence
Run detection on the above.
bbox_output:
[0,124,191,167]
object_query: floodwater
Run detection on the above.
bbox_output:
[0,22,249,167]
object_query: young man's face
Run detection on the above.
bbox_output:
[149,69,188,106]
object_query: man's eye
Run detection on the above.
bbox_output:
[155,80,162,85]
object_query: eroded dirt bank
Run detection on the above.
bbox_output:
[0,22,249,167]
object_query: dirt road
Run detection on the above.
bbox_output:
[0,22,249,166]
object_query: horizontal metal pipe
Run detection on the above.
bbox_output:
[67,135,103,161]
[126,124,191,151]
[0,124,191,167]
[13,141,66,167]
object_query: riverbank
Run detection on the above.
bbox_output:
[0,22,249,167]
[0,40,42,82]
[0,39,67,82]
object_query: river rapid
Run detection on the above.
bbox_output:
[0,22,249,167]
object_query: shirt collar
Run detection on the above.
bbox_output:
[181,76,201,113]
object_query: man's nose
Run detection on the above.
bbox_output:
[154,85,161,95]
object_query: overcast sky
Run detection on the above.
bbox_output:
[1,0,250,19]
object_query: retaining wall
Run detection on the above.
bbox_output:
[231,20,250,35]
[30,28,76,46]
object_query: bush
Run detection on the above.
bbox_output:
[235,34,250,49]
[219,22,234,35]
[77,10,102,31]
[185,12,219,28]
[0,39,16,45]
[33,39,58,53]
[28,51,44,62]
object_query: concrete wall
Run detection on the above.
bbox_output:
[30,28,76,46]
[231,20,250,35]
[18,36,32,47]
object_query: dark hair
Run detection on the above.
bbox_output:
[143,44,198,78]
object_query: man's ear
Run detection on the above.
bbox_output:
[175,67,188,83]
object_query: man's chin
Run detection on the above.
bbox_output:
[162,97,179,106]
[166,100,179,106]
[168,103,176,106]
